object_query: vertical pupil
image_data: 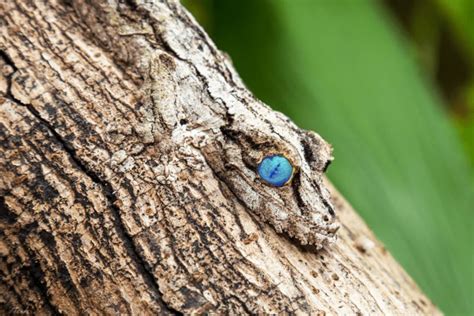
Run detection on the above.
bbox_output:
[270,162,281,177]
[257,155,293,187]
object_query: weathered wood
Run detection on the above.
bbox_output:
[0,0,440,314]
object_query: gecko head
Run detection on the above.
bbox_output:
[203,108,340,249]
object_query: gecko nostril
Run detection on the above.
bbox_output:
[301,130,333,173]
[323,215,329,222]
[301,137,315,164]
[322,159,332,172]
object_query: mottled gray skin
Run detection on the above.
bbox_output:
[137,0,339,248]
[200,108,339,248]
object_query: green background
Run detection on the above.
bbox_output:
[183,0,474,314]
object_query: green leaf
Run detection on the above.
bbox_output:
[435,0,474,63]
[204,0,474,314]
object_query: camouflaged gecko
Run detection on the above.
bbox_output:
[136,1,339,249]
[200,101,340,249]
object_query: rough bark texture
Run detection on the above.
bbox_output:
[0,0,440,315]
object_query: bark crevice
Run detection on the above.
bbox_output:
[0,199,60,315]
[0,50,179,315]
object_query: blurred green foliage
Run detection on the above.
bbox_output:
[387,0,474,174]
[434,0,474,175]
[183,0,474,314]
[435,0,474,60]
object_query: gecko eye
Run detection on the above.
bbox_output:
[257,155,294,187]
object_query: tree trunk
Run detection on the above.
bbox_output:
[0,0,440,314]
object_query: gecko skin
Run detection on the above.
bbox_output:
[145,48,339,249]
[199,106,340,249]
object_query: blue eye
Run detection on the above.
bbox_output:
[257,155,294,187]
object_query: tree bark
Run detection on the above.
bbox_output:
[0,0,440,314]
